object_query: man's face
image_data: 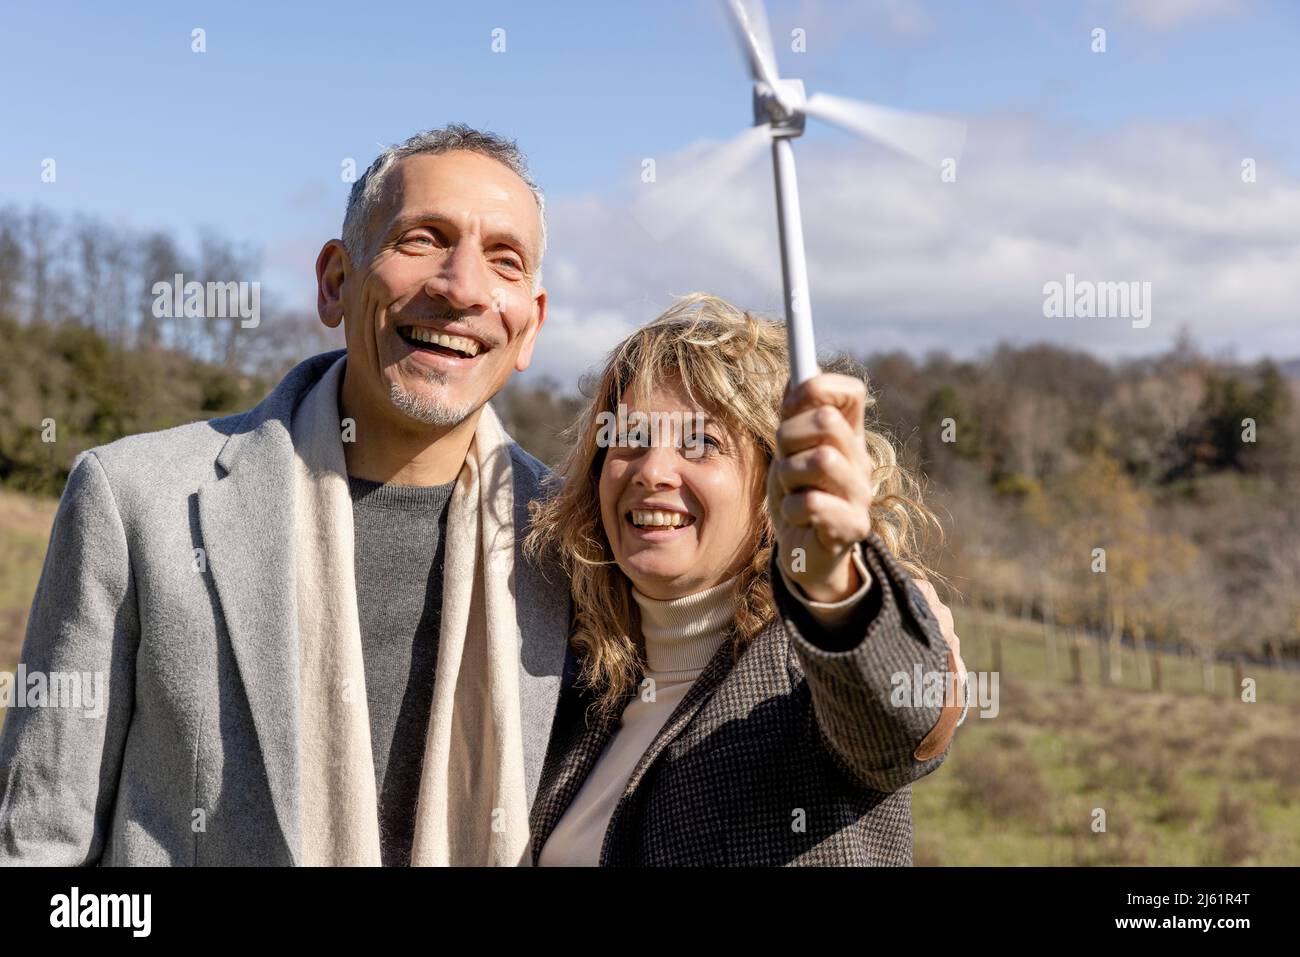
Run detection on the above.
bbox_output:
[340,150,546,427]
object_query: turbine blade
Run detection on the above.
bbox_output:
[722,0,783,92]
[631,124,773,243]
[802,91,968,169]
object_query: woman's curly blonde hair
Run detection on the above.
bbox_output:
[524,293,942,718]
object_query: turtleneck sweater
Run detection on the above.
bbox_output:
[538,545,872,867]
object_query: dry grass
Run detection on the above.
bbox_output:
[3,488,1299,865]
[0,489,58,671]
[912,606,1300,865]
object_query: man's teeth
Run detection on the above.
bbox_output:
[402,327,481,357]
[630,510,692,528]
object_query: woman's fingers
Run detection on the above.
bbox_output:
[783,372,867,425]
[772,373,876,596]
[912,578,966,685]
[776,443,860,498]
[779,488,873,546]
[777,403,868,462]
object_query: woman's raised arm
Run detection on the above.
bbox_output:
[767,373,967,792]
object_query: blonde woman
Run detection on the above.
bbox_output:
[524,294,968,866]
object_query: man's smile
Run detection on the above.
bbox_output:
[395,323,490,368]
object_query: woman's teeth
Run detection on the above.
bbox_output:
[630,510,694,528]
[400,326,481,357]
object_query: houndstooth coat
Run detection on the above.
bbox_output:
[529,531,967,866]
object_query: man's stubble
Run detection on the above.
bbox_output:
[388,369,480,428]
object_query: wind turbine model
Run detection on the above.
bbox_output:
[634,0,967,384]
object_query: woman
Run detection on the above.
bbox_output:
[524,293,968,866]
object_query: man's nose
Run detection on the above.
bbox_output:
[429,240,493,312]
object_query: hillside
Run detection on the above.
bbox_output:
[0,314,269,497]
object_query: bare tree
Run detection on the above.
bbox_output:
[197,228,260,369]
[24,207,62,326]
[135,231,187,351]
[0,207,25,318]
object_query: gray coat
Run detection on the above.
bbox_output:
[0,350,571,865]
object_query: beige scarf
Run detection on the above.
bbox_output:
[291,354,530,866]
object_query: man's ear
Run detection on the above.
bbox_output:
[316,239,350,329]
[513,287,548,372]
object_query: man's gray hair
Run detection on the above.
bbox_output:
[341,123,547,291]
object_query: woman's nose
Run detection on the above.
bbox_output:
[631,443,681,488]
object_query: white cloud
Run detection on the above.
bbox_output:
[1118,0,1248,30]
[789,0,935,41]
[265,113,1299,389]
[526,113,1300,385]
[517,301,637,388]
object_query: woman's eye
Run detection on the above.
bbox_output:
[685,434,721,455]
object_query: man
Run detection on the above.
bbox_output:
[0,125,570,866]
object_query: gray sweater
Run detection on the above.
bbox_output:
[347,475,456,867]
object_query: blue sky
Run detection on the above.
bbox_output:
[3,0,1298,383]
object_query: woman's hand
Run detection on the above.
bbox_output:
[768,373,875,603]
[911,578,968,691]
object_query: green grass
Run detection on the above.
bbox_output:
[913,606,1300,865]
[0,489,58,672]
[958,606,1300,705]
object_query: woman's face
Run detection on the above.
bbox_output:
[599,374,764,600]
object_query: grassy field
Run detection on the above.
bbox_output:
[2,488,1298,865]
[0,489,59,672]
[913,606,1300,865]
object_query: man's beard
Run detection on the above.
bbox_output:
[388,370,479,427]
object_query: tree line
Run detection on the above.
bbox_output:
[864,337,1300,678]
[1,202,1297,675]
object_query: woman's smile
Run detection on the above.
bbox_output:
[624,505,698,541]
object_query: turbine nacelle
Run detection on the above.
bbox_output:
[753,79,806,139]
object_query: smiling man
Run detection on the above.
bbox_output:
[0,125,572,866]
[323,143,548,486]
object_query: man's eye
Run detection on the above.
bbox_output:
[495,257,523,272]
